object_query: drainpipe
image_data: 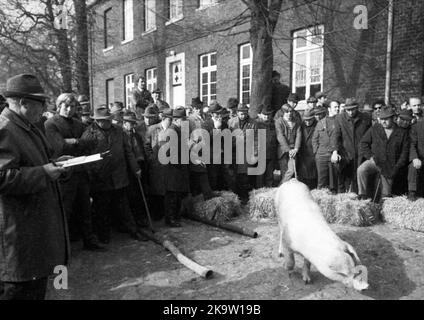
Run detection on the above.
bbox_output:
[385,0,394,105]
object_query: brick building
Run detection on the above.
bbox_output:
[87,0,424,110]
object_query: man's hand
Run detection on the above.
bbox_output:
[331,151,341,163]
[413,158,422,170]
[289,148,298,159]
[56,155,74,162]
[43,163,67,181]
[193,159,206,168]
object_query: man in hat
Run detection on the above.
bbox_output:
[77,94,92,126]
[227,97,239,119]
[315,91,327,108]
[256,105,277,188]
[312,100,341,192]
[110,101,125,127]
[202,102,231,192]
[297,109,317,189]
[81,105,145,242]
[0,74,70,299]
[396,109,413,130]
[275,104,302,184]
[314,105,327,122]
[144,108,173,221]
[44,93,104,251]
[122,110,150,228]
[143,105,160,127]
[271,71,290,114]
[130,76,153,117]
[152,88,167,107]
[159,107,191,227]
[331,98,372,193]
[228,104,258,203]
[409,96,423,124]
[357,106,409,201]
[189,98,204,128]
[371,99,385,124]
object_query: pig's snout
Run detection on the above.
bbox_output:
[352,265,369,291]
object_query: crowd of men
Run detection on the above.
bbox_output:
[1,71,424,299]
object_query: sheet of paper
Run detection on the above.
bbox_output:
[56,153,103,168]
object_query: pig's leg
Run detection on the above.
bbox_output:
[278,230,284,258]
[302,258,312,284]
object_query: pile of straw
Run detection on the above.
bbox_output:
[381,196,424,232]
[247,187,379,226]
[191,191,242,223]
[248,188,277,220]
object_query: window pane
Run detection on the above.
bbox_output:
[242,92,250,105]
[242,78,250,91]
[210,53,217,66]
[295,30,307,48]
[124,0,133,41]
[202,84,208,95]
[202,72,208,84]
[242,45,250,59]
[295,86,306,101]
[210,71,217,82]
[242,65,250,78]
[310,84,321,98]
[210,83,216,95]
[202,56,208,68]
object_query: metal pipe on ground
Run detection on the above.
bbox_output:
[184,213,259,238]
[138,229,213,279]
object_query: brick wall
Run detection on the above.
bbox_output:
[89,0,423,109]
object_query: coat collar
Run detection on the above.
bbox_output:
[375,122,400,141]
[2,107,33,132]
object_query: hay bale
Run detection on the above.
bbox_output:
[382,196,424,232]
[248,187,277,220]
[191,191,241,223]
[247,186,379,226]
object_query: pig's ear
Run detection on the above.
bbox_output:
[343,242,361,265]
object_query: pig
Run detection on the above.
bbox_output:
[275,179,369,291]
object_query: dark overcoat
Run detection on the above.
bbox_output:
[409,120,424,161]
[81,122,139,192]
[0,108,69,282]
[298,121,317,180]
[274,117,302,159]
[359,123,409,178]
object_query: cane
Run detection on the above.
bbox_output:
[136,175,155,233]
[292,155,298,180]
[372,175,382,203]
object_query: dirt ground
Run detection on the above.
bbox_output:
[47,207,424,300]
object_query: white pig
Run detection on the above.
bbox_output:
[275,179,369,291]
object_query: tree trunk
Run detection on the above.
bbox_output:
[73,0,90,96]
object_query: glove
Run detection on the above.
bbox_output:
[331,151,341,163]
[413,158,422,170]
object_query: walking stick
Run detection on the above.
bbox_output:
[292,155,298,180]
[136,175,155,233]
[372,175,382,203]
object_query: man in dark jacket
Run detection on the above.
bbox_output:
[81,105,145,242]
[312,101,340,192]
[275,104,302,184]
[256,105,278,188]
[407,103,424,200]
[44,93,104,251]
[130,76,153,118]
[298,110,317,189]
[271,71,290,114]
[160,107,191,227]
[331,98,372,193]
[0,74,70,300]
[357,107,409,200]
[228,104,258,203]
[274,93,302,125]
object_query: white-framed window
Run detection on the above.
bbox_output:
[123,0,133,42]
[145,67,157,92]
[199,52,217,106]
[167,0,183,22]
[106,78,114,106]
[239,43,252,106]
[124,73,135,109]
[198,0,218,9]
[144,0,156,32]
[292,25,324,101]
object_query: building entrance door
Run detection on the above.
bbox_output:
[166,52,185,109]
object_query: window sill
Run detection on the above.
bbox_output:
[142,28,157,36]
[165,16,184,26]
[196,2,220,11]
[121,38,133,45]
[103,46,114,53]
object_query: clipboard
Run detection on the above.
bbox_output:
[55,152,107,168]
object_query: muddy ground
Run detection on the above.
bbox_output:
[47,208,424,300]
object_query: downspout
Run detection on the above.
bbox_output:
[88,9,94,110]
[385,0,394,105]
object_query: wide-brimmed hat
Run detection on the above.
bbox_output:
[143,105,159,118]
[152,88,162,94]
[227,97,239,109]
[261,105,273,115]
[344,98,359,110]
[77,94,90,105]
[237,103,249,112]
[91,105,113,120]
[3,74,48,102]
[379,106,395,119]
[110,102,124,115]
[315,91,326,99]
[173,107,186,119]
[191,97,203,109]
[303,110,315,120]
[209,102,223,114]
[314,106,327,115]
[162,108,173,119]
[123,111,138,123]
[398,109,413,121]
